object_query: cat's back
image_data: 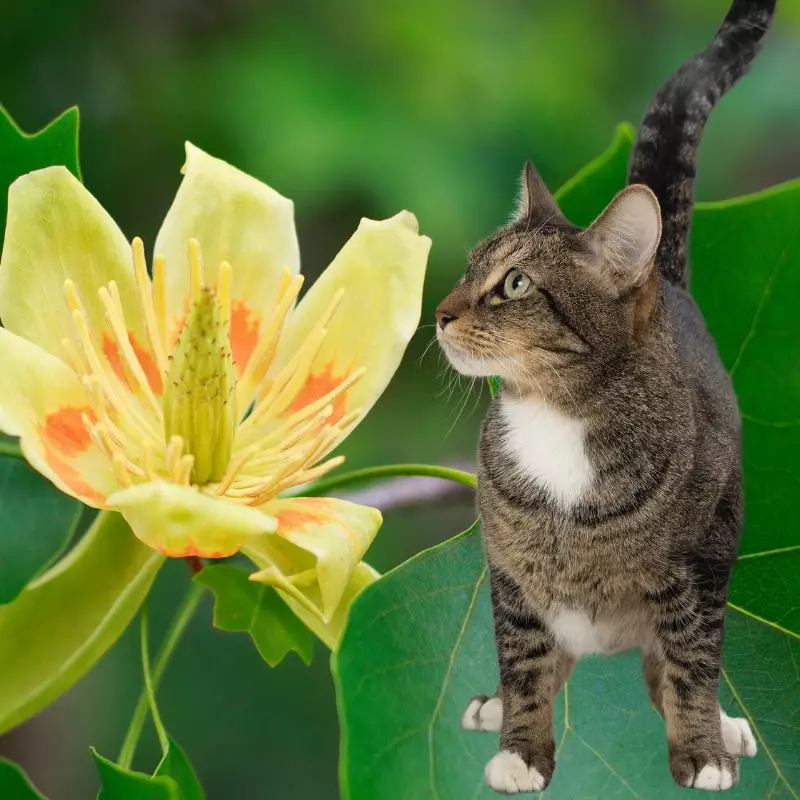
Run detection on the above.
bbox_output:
[664,281,740,441]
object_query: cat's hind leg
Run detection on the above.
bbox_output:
[642,651,757,758]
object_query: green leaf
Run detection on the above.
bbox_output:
[0,512,163,735]
[154,739,207,800]
[0,105,81,234]
[93,738,205,800]
[335,128,800,798]
[0,458,83,605]
[196,564,313,667]
[92,750,179,800]
[0,759,49,799]
[553,121,634,225]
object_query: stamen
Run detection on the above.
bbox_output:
[319,288,346,328]
[132,237,168,374]
[62,337,89,376]
[67,302,160,446]
[239,366,365,450]
[237,452,307,505]
[242,326,328,431]
[188,239,204,302]
[113,453,133,487]
[87,418,114,459]
[166,435,184,480]
[213,445,257,496]
[143,444,158,481]
[236,270,304,409]
[99,281,162,419]
[152,254,167,353]
[244,454,346,505]
[177,454,195,485]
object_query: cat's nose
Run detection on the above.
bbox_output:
[436,308,458,329]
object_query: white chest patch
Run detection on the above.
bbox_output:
[500,397,593,509]
[548,608,646,657]
[549,609,609,657]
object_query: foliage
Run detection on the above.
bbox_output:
[196,564,313,667]
[0,459,82,604]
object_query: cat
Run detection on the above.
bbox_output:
[435,0,776,793]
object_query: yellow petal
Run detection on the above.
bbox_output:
[275,212,430,441]
[279,562,379,649]
[154,143,300,376]
[243,497,381,623]
[0,167,158,389]
[0,328,117,506]
[108,482,277,558]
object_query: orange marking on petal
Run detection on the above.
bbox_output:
[230,300,260,376]
[41,406,94,457]
[103,332,163,394]
[132,337,163,394]
[288,362,350,424]
[275,498,333,532]
[42,447,106,505]
[157,542,239,559]
[38,407,105,504]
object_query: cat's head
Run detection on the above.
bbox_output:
[436,162,663,398]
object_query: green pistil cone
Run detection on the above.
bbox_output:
[164,288,237,485]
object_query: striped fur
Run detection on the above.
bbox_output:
[628,0,777,288]
[436,0,776,793]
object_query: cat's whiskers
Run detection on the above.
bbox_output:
[489,330,582,418]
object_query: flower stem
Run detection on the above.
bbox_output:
[298,463,477,497]
[140,599,169,757]
[117,582,204,769]
[0,440,23,461]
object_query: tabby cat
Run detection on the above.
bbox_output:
[435,0,777,793]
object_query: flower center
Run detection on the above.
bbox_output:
[60,236,366,502]
[163,286,236,485]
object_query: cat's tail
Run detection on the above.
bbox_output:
[627,0,777,288]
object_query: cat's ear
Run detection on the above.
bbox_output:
[584,185,661,291]
[514,161,565,223]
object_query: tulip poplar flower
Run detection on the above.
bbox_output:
[0,145,430,641]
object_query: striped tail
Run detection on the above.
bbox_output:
[628,0,777,288]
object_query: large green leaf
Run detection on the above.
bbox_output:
[0,759,48,799]
[0,458,82,605]
[334,129,800,798]
[0,512,163,735]
[195,564,313,667]
[0,105,81,234]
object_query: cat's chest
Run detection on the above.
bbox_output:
[546,606,651,656]
[499,396,594,509]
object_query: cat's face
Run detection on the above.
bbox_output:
[436,164,662,398]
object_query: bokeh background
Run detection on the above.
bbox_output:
[1,1,799,797]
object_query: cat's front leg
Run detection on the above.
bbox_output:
[647,581,738,791]
[483,565,562,794]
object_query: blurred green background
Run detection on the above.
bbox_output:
[1,0,798,797]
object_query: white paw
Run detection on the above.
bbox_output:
[720,709,757,757]
[485,751,545,794]
[689,763,737,792]
[462,696,503,732]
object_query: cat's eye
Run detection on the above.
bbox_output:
[502,269,531,299]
